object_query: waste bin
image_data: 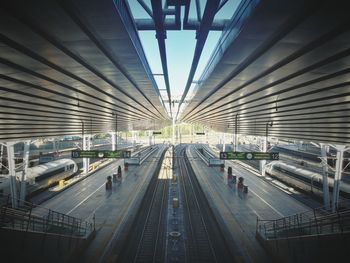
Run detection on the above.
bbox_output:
[232,175,237,184]
[243,185,248,193]
[220,163,225,172]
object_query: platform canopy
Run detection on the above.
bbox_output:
[0,0,350,146]
[0,0,169,142]
[179,0,350,145]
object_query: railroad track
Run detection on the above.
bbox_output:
[117,149,168,263]
[178,147,235,263]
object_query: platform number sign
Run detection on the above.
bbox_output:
[220,152,228,159]
[271,153,279,160]
[219,152,279,160]
[72,151,80,158]
[122,151,131,158]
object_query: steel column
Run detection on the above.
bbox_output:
[115,113,118,151]
[172,117,175,146]
[260,138,267,176]
[222,132,226,152]
[7,142,18,208]
[151,0,172,113]
[176,0,221,120]
[234,114,238,152]
[332,145,345,212]
[0,144,3,173]
[261,121,272,176]
[83,134,91,175]
[149,131,152,146]
[320,143,330,210]
[82,121,88,174]
[19,140,30,205]
[111,132,116,151]
[132,131,136,146]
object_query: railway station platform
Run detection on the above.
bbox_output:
[187,145,322,262]
[30,145,166,262]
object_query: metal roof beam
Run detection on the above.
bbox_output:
[150,0,173,115]
[136,18,228,31]
[176,0,221,120]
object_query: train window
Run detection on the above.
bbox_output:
[36,167,65,182]
[70,164,74,170]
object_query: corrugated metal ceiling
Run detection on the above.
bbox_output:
[0,0,169,142]
[1,0,349,145]
[180,0,350,145]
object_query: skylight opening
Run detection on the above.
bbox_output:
[126,0,242,120]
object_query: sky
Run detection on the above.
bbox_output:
[126,0,241,118]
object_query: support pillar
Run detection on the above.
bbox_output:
[332,145,345,212]
[206,128,208,144]
[233,114,238,152]
[0,143,3,173]
[110,132,116,151]
[320,143,330,210]
[132,131,136,146]
[222,133,226,152]
[148,131,152,146]
[172,117,175,146]
[175,125,179,143]
[7,142,18,208]
[260,137,267,176]
[83,135,91,174]
[53,138,59,154]
[191,124,194,143]
[179,125,181,144]
[19,140,30,205]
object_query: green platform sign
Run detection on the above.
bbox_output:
[71,150,131,159]
[196,132,205,135]
[219,152,279,160]
[153,131,162,135]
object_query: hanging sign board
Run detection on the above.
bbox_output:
[219,152,279,160]
[71,150,131,159]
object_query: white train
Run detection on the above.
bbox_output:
[265,161,350,199]
[0,159,78,198]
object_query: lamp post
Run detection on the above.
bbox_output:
[266,120,273,145]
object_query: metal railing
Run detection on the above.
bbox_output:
[0,195,94,238]
[194,145,224,167]
[256,203,350,240]
[125,145,159,165]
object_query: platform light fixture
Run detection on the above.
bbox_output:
[266,120,273,145]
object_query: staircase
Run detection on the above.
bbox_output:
[0,196,93,237]
[0,196,95,262]
[256,204,350,262]
[256,205,350,240]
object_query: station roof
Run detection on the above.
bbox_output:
[1,0,349,145]
[180,0,350,145]
[0,0,169,141]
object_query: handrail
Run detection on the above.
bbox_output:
[194,145,224,167]
[1,195,94,237]
[256,203,350,240]
[139,146,159,165]
[125,145,159,165]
